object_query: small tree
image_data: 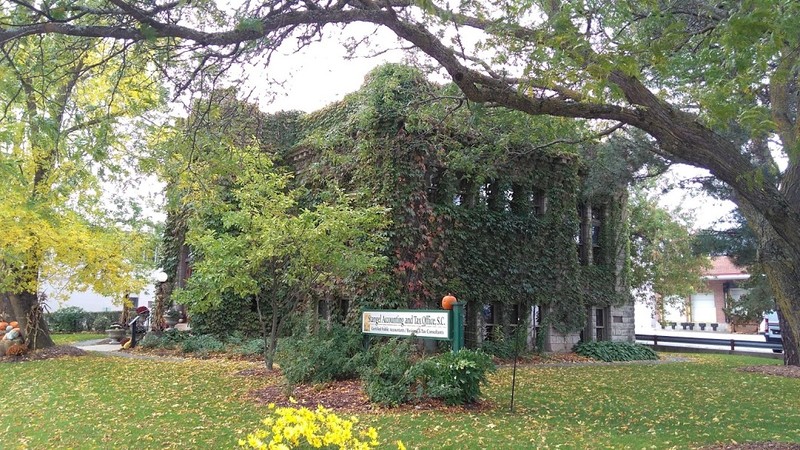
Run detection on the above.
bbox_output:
[628,186,710,317]
[173,147,388,369]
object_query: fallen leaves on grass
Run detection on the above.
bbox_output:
[506,352,594,365]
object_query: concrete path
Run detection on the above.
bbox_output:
[72,339,188,361]
[73,339,123,353]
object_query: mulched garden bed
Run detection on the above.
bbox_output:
[0,345,87,363]
[245,375,494,414]
[701,443,800,449]
[736,364,800,379]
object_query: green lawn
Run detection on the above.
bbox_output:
[51,332,107,345]
[1,352,798,449]
[370,354,800,449]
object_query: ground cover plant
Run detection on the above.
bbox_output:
[1,352,799,448]
[573,341,659,362]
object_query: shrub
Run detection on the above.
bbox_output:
[481,325,527,360]
[361,338,416,406]
[48,306,87,332]
[225,331,246,347]
[139,329,193,350]
[235,338,266,356]
[416,349,495,405]
[161,328,190,347]
[139,333,164,349]
[180,334,225,354]
[573,341,658,362]
[278,324,365,385]
[188,292,261,338]
[91,316,112,332]
[238,404,395,450]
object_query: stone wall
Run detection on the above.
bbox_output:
[545,327,581,352]
[610,302,635,342]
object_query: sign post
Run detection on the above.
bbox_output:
[451,302,464,353]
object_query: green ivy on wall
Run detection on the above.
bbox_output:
[159,63,631,338]
[285,64,628,335]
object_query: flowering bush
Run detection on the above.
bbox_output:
[239,404,404,450]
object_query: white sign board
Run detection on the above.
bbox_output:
[362,310,450,340]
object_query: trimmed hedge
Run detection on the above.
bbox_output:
[46,309,121,333]
[573,341,658,362]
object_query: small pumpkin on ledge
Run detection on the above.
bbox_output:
[441,293,457,310]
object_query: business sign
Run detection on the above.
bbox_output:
[362,310,450,340]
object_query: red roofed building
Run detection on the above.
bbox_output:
[660,256,750,331]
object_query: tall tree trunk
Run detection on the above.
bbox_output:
[8,291,54,350]
[762,259,800,365]
[739,201,800,365]
[6,242,55,350]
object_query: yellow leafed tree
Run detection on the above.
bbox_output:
[0,35,164,348]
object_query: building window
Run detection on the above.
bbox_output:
[479,183,490,206]
[595,307,606,341]
[482,303,504,341]
[591,207,603,264]
[510,183,528,214]
[530,188,546,216]
[427,167,444,203]
[502,186,513,212]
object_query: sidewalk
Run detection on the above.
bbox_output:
[73,338,189,361]
[73,338,124,352]
[639,327,766,342]
[636,327,777,355]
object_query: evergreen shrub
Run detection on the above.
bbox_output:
[278,324,365,385]
[139,333,163,348]
[91,316,112,332]
[573,341,658,362]
[188,292,261,338]
[234,338,265,356]
[361,338,416,406]
[481,325,527,359]
[48,306,87,332]
[180,334,224,354]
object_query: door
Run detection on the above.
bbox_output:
[691,293,716,323]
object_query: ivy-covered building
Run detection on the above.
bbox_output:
[273,64,635,352]
[162,64,634,351]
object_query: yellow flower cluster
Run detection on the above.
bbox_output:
[239,403,401,450]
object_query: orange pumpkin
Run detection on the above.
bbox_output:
[441,293,457,310]
[9,321,19,328]
[0,322,7,329]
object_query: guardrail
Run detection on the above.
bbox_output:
[635,334,783,352]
